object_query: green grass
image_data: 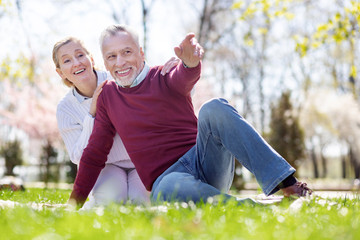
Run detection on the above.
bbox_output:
[0,188,359,240]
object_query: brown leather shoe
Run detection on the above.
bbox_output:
[282,182,313,197]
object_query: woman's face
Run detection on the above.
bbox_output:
[56,41,95,88]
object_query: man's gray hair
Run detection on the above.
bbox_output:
[99,24,140,49]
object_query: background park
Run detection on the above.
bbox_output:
[0,0,360,239]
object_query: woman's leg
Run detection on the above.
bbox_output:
[128,168,150,204]
[91,163,127,205]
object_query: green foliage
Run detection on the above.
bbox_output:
[0,0,11,9]
[310,2,360,98]
[232,0,295,48]
[293,35,311,58]
[0,54,35,84]
[0,188,359,239]
[0,188,69,204]
[268,91,305,171]
[296,1,360,57]
[232,0,295,22]
[284,1,360,98]
[0,139,23,176]
[313,5,360,45]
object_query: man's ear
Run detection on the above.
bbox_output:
[56,68,65,79]
[140,47,145,61]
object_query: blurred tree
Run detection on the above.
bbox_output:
[232,0,295,133]
[0,79,62,182]
[289,0,327,101]
[139,0,157,55]
[104,0,131,24]
[191,0,237,100]
[328,93,360,179]
[300,89,360,179]
[0,79,60,143]
[0,0,63,182]
[268,90,305,175]
[349,146,360,179]
[104,0,157,55]
[289,1,360,179]
[40,140,58,185]
[0,54,35,84]
[66,159,77,183]
[15,0,36,82]
[0,0,37,87]
[195,0,235,51]
[297,1,360,98]
[0,0,10,17]
[186,0,257,127]
[0,139,23,176]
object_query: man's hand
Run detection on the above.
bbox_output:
[174,33,204,68]
[67,191,87,210]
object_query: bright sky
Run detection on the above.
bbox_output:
[1,0,200,73]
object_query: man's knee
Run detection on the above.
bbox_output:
[199,98,226,114]
[199,98,237,125]
[156,172,185,192]
[151,172,193,202]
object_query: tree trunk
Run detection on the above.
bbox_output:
[310,148,319,178]
[341,155,347,179]
[5,164,15,176]
[140,0,150,55]
[350,147,360,179]
[355,163,360,179]
[320,151,328,178]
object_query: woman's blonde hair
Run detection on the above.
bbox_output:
[52,37,92,87]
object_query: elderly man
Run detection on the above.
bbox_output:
[69,24,312,207]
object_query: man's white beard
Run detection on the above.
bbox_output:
[115,78,134,88]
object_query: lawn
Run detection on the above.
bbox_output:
[0,188,359,240]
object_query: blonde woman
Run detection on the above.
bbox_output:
[53,37,178,208]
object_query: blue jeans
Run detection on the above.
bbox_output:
[151,98,295,203]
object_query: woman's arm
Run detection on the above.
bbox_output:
[57,81,107,164]
[56,104,95,165]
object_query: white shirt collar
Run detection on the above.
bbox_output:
[73,87,90,103]
[116,62,149,88]
[72,70,100,103]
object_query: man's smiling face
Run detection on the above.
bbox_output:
[102,31,145,87]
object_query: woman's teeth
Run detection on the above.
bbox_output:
[74,69,85,75]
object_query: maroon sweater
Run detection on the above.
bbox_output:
[70,63,201,204]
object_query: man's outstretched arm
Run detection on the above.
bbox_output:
[174,33,204,68]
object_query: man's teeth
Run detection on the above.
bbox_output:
[116,69,130,74]
[74,69,85,74]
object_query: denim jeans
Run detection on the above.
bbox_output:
[151,98,295,203]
